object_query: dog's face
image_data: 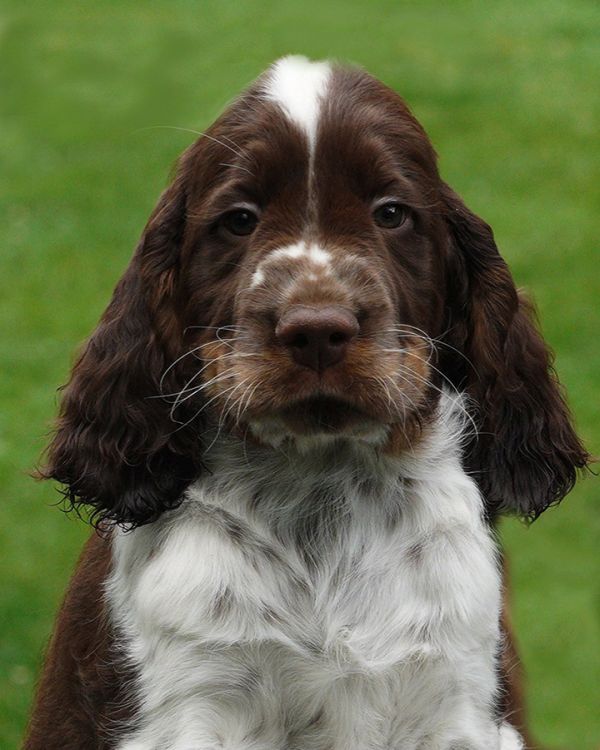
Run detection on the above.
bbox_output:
[42,57,588,526]
[182,60,447,448]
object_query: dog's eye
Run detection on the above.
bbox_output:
[373,202,408,229]
[222,209,259,236]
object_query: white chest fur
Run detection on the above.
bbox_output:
[109,397,521,750]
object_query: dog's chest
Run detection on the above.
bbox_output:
[110,458,501,749]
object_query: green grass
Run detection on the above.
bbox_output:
[1,1,599,747]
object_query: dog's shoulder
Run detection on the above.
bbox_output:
[25,530,135,750]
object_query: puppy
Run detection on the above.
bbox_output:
[26,57,588,750]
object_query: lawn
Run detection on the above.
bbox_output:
[1,1,598,747]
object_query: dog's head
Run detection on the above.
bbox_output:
[42,57,589,526]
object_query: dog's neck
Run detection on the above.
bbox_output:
[183,390,477,552]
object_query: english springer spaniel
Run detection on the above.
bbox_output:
[26,56,588,750]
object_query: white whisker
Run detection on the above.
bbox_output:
[219,163,254,176]
[133,125,248,161]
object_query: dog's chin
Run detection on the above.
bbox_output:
[279,395,371,434]
[248,395,390,450]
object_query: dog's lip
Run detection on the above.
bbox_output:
[283,393,361,414]
[276,394,375,434]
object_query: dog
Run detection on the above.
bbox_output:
[25,56,588,749]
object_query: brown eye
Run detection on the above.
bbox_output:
[373,202,408,229]
[222,209,258,236]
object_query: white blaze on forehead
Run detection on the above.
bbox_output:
[264,55,331,146]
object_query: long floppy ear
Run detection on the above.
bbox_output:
[440,183,589,519]
[40,164,203,528]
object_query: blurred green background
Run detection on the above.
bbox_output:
[1,1,598,747]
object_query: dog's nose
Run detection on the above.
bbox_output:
[275,306,360,372]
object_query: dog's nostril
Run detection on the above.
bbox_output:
[329,332,347,346]
[291,333,309,349]
[275,306,360,373]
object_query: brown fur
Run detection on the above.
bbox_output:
[498,557,540,750]
[24,532,136,749]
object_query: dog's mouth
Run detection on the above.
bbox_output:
[279,395,369,435]
[198,333,431,448]
[244,395,390,448]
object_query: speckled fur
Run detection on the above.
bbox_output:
[109,394,521,750]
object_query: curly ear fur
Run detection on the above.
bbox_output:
[40,167,203,528]
[441,183,589,519]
